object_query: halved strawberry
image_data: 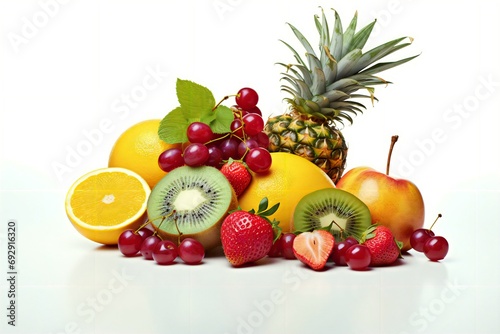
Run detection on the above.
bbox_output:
[292,230,334,270]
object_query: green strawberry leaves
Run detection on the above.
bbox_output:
[360,224,378,242]
[362,224,404,259]
[248,197,282,242]
[158,79,233,144]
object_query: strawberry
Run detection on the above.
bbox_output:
[361,225,402,266]
[220,198,280,266]
[292,230,334,270]
[220,160,251,197]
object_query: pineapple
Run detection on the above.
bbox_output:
[265,8,418,183]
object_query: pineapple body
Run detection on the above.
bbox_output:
[265,112,347,183]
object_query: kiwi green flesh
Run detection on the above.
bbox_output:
[293,188,372,242]
[147,166,237,248]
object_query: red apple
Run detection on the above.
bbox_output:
[336,136,424,251]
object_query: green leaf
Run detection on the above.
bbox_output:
[272,219,282,243]
[200,110,217,125]
[261,202,280,217]
[158,78,225,144]
[210,105,233,134]
[158,107,190,144]
[318,221,335,232]
[176,79,215,119]
[258,197,269,213]
[360,224,377,243]
[341,11,358,57]
[329,10,344,62]
[350,19,376,51]
[287,23,318,61]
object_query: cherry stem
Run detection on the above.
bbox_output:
[137,211,175,237]
[386,135,399,176]
[172,212,183,245]
[134,219,152,233]
[330,219,344,240]
[212,95,232,111]
[429,213,442,231]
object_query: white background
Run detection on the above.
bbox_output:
[1,0,499,333]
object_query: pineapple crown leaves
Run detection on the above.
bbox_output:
[278,7,419,126]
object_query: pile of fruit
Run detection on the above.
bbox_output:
[64,8,449,271]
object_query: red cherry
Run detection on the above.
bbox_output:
[268,235,283,258]
[330,241,350,266]
[410,214,442,252]
[281,233,296,259]
[345,244,371,270]
[236,87,259,110]
[411,229,435,252]
[424,236,449,261]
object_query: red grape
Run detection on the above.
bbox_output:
[178,238,205,264]
[236,87,259,110]
[219,137,241,160]
[140,235,161,260]
[158,148,184,172]
[230,119,244,138]
[206,146,223,168]
[242,113,264,136]
[183,143,209,166]
[153,240,178,265]
[268,235,283,257]
[424,236,449,261]
[118,229,143,257]
[252,132,270,148]
[281,233,296,259]
[187,122,213,144]
[237,139,259,158]
[246,106,262,116]
[345,244,371,270]
[245,147,272,173]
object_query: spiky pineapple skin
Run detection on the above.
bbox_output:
[264,112,348,183]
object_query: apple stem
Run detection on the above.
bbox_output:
[429,213,442,231]
[386,135,399,176]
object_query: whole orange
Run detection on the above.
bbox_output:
[108,120,181,189]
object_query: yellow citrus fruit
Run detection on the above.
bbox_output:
[238,152,336,233]
[108,119,181,189]
[65,167,151,245]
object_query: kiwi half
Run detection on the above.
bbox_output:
[293,188,372,242]
[147,166,237,250]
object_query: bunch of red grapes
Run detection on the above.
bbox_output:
[158,87,272,174]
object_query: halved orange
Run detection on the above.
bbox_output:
[65,167,151,245]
